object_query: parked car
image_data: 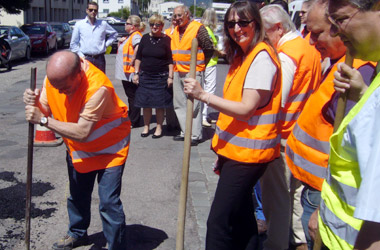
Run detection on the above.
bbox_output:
[0,34,12,70]
[68,19,82,30]
[50,22,72,48]
[108,22,128,53]
[21,22,57,55]
[0,25,31,61]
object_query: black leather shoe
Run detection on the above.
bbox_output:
[173,135,184,141]
[152,133,163,139]
[191,139,201,146]
[52,234,89,250]
[141,132,149,137]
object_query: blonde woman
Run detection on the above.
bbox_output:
[133,14,174,138]
[120,15,146,127]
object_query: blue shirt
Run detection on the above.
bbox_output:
[70,17,117,57]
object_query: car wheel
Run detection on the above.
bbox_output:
[25,46,31,61]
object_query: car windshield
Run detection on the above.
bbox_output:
[51,25,63,32]
[0,28,9,36]
[111,24,126,33]
[22,26,46,35]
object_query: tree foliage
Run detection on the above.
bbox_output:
[189,5,205,18]
[108,8,130,19]
[0,0,30,14]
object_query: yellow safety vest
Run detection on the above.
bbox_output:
[319,71,380,250]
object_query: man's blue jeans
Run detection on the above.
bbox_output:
[66,153,126,250]
[301,185,321,250]
[85,54,106,73]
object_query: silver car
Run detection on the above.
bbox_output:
[0,25,31,61]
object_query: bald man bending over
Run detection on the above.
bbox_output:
[24,51,131,250]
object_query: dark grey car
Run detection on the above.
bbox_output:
[109,22,128,53]
[50,22,72,48]
[0,25,31,61]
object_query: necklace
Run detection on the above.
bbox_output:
[149,34,162,45]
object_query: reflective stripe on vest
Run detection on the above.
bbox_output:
[292,123,330,154]
[171,21,205,72]
[46,61,131,173]
[326,172,357,207]
[285,57,372,191]
[319,71,380,250]
[319,200,358,247]
[278,36,321,139]
[123,31,141,73]
[285,144,326,179]
[73,132,131,160]
[212,42,282,163]
[215,126,281,150]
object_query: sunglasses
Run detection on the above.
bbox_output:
[227,20,253,29]
[88,8,98,12]
[150,23,162,27]
[125,22,132,26]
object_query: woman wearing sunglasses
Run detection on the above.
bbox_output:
[184,1,282,249]
[119,15,145,128]
[132,14,174,138]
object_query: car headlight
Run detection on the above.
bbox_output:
[33,39,43,45]
[57,37,62,41]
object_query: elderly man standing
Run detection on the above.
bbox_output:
[284,0,376,249]
[23,51,131,250]
[70,1,117,73]
[315,1,380,249]
[260,5,321,250]
[171,5,214,146]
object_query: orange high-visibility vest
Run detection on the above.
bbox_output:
[164,28,174,38]
[278,36,321,139]
[212,42,282,163]
[285,57,374,190]
[171,21,205,72]
[46,62,131,173]
[123,31,142,74]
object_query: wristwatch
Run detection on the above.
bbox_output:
[40,116,48,126]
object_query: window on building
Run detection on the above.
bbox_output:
[118,0,124,3]
[103,0,109,3]
[103,9,109,14]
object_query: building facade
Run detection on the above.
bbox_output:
[0,0,87,26]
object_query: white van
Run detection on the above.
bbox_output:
[288,0,305,30]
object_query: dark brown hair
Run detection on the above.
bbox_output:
[223,1,266,62]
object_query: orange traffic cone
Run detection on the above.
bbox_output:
[34,125,63,147]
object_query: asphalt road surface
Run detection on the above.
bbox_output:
[0,43,230,249]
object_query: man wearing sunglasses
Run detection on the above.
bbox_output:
[70,1,117,73]
[171,5,214,146]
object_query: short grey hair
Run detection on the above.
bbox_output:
[260,4,296,32]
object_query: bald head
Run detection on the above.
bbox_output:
[46,51,82,95]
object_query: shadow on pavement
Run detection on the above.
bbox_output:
[88,224,168,250]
